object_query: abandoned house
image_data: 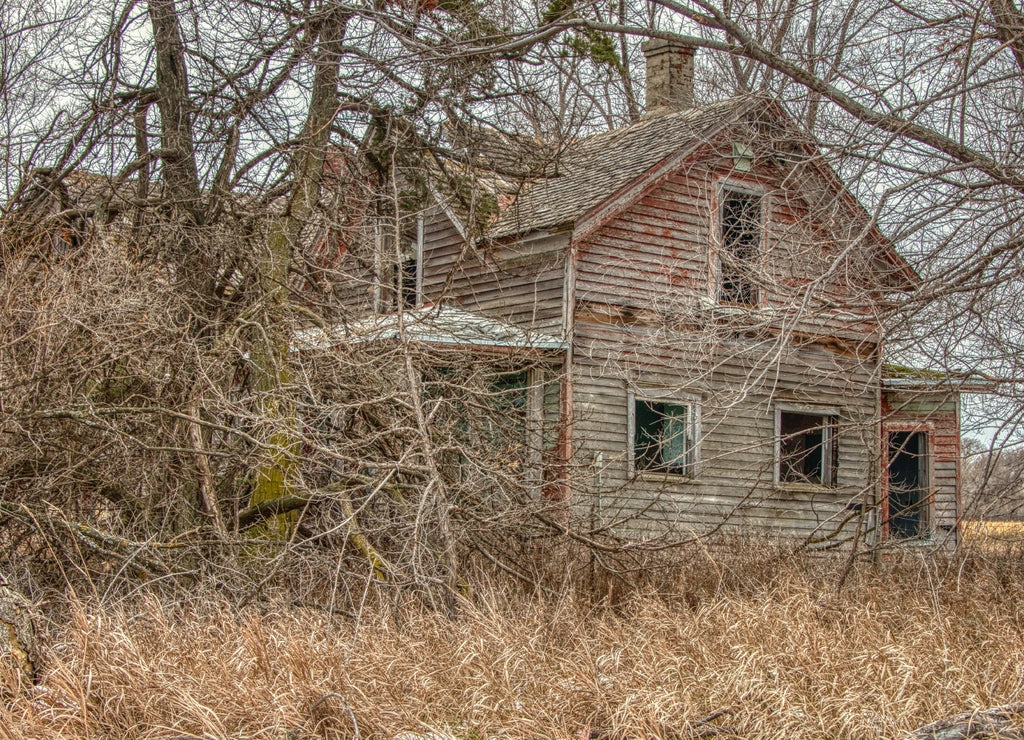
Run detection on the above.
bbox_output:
[319,40,971,549]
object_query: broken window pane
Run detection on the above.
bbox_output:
[634,400,693,476]
[719,190,760,305]
[399,254,417,308]
[779,410,837,486]
[887,431,928,539]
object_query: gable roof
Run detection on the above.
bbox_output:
[485,96,759,239]
[456,94,917,290]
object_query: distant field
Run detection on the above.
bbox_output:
[962,519,1024,553]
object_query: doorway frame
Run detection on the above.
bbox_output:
[881,422,936,542]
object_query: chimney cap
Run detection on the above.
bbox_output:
[641,38,699,56]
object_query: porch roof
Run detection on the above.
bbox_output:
[292,305,567,352]
[882,364,997,393]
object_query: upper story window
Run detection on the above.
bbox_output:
[377,253,417,311]
[376,221,422,313]
[718,189,761,305]
[398,253,418,309]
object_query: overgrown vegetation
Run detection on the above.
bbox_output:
[2,549,1023,739]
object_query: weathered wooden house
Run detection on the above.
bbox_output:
[328,41,968,549]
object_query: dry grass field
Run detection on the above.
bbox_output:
[2,550,1024,740]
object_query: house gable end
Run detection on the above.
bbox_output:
[571,102,917,323]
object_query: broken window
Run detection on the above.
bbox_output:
[718,189,761,305]
[482,368,561,485]
[777,409,837,486]
[379,252,418,311]
[489,370,529,417]
[376,226,420,313]
[631,397,697,476]
[398,253,417,309]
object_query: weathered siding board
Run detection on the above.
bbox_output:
[574,151,883,343]
[331,203,568,333]
[332,240,379,316]
[420,208,468,296]
[571,308,879,543]
[418,208,568,334]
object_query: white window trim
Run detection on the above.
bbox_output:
[627,387,702,478]
[414,214,424,307]
[526,368,544,482]
[774,403,840,487]
[372,224,389,314]
[712,180,768,308]
[732,142,755,172]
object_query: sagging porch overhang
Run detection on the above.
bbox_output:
[292,305,567,354]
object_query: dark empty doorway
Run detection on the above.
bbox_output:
[887,431,929,539]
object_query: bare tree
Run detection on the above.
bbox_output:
[5,0,1024,610]
[0,0,597,606]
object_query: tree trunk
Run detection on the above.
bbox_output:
[0,577,36,689]
[247,7,349,537]
[147,0,202,222]
[902,704,1024,740]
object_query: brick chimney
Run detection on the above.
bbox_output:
[642,39,697,112]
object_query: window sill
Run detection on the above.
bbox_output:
[698,296,763,313]
[881,536,937,549]
[715,302,761,313]
[634,471,700,484]
[697,298,781,327]
[773,482,839,494]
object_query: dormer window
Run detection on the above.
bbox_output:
[718,189,761,305]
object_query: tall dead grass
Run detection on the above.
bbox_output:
[3,550,1024,740]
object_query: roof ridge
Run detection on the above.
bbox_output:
[569,93,761,149]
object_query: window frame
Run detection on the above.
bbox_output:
[478,365,561,491]
[714,182,765,308]
[627,389,701,478]
[413,214,424,307]
[374,217,423,313]
[774,404,840,488]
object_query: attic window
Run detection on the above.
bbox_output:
[732,142,754,172]
[718,189,761,305]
